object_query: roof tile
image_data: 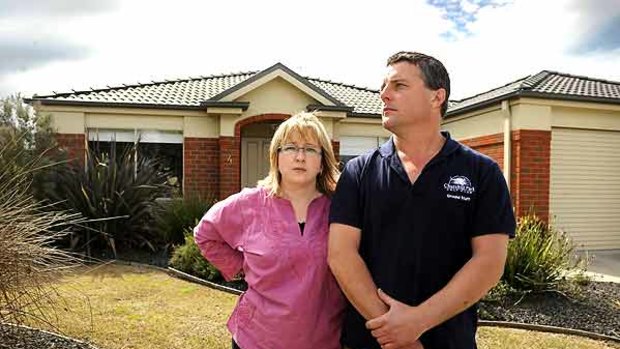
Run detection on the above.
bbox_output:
[448,71,620,115]
[32,71,383,115]
[30,68,620,118]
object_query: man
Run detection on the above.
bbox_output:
[328,51,515,349]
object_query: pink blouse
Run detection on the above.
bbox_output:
[194,187,345,349]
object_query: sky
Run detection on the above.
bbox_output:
[1,0,619,101]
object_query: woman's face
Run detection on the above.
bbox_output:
[277,131,323,190]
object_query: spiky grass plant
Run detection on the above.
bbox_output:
[42,141,171,257]
[0,133,81,332]
[154,195,215,246]
[503,213,588,293]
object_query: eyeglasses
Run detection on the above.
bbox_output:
[278,144,322,157]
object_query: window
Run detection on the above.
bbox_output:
[88,129,183,193]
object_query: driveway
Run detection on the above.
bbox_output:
[581,249,620,282]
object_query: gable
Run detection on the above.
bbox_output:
[236,77,319,117]
[210,63,341,107]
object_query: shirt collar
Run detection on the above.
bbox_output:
[379,131,459,159]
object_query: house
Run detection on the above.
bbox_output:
[26,63,389,201]
[443,71,620,250]
[27,66,620,251]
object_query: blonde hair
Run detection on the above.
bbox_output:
[258,111,340,197]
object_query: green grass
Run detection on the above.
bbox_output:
[27,263,620,349]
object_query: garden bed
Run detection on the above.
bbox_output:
[0,323,98,349]
[480,281,620,339]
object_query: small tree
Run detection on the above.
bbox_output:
[1,94,60,201]
[0,93,56,159]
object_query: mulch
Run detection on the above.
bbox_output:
[479,281,620,338]
[0,324,97,349]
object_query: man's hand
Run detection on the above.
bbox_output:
[366,289,427,349]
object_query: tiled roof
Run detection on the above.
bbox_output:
[30,68,620,118]
[31,72,256,108]
[29,67,383,116]
[448,71,620,116]
[307,79,381,115]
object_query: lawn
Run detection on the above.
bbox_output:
[27,263,620,349]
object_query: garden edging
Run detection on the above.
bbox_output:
[167,266,243,295]
[479,320,620,343]
[164,263,620,344]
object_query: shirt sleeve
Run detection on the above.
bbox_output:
[329,159,362,229]
[193,192,245,281]
[471,162,516,238]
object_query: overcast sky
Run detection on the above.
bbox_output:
[1,0,619,100]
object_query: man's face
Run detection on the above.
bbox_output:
[380,61,439,132]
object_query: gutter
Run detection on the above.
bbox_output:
[445,91,620,119]
[23,98,206,111]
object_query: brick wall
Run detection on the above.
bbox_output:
[459,133,504,171]
[460,130,551,221]
[56,133,86,166]
[183,137,219,200]
[217,136,239,200]
[511,129,551,220]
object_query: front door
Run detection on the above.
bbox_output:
[241,137,271,188]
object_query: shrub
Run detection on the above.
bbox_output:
[41,142,171,257]
[1,94,56,156]
[1,94,61,201]
[0,133,80,329]
[169,230,222,281]
[502,213,587,293]
[154,195,215,246]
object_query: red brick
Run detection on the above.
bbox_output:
[461,130,551,221]
[56,133,86,166]
[184,137,219,200]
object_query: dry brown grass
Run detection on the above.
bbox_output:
[29,263,237,349]
[26,263,620,349]
[0,134,81,330]
[478,327,620,349]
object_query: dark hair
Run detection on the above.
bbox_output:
[387,51,451,117]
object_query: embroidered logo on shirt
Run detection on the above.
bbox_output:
[444,176,475,201]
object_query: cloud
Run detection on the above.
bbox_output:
[0,0,118,17]
[1,0,619,101]
[568,0,620,54]
[0,0,108,93]
[426,0,512,38]
[428,0,620,99]
[1,0,453,97]
[0,34,90,75]
[585,17,620,52]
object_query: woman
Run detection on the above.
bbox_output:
[194,112,345,349]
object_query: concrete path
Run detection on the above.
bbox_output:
[580,249,620,283]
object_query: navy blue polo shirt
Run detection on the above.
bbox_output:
[329,132,516,349]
